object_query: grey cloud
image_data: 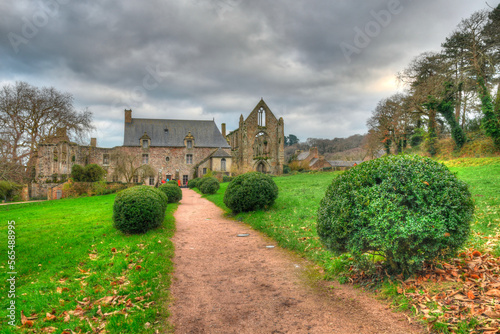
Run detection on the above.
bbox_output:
[1,0,498,145]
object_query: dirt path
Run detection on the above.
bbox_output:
[169,189,424,334]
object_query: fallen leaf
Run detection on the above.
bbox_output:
[472,250,482,257]
[44,313,56,321]
[135,265,142,270]
[486,289,500,298]
[484,310,500,319]
[96,296,115,306]
[21,310,34,327]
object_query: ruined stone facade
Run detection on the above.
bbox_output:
[226,99,285,175]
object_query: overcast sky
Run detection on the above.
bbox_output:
[1,0,498,147]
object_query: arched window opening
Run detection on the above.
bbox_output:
[221,158,226,171]
[257,162,266,173]
[258,107,266,127]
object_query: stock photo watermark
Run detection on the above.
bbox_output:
[8,0,70,54]
[113,64,169,110]
[6,220,16,326]
[340,0,405,64]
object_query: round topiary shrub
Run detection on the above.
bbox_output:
[317,155,474,274]
[187,178,199,189]
[199,177,220,194]
[222,175,233,183]
[166,180,179,186]
[113,186,168,234]
[159,184,182,203]
[223,172,279,213]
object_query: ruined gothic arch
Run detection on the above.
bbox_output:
[253,159,270,173]
[252,131,270,158]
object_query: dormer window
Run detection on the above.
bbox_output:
[140,132,151,149]
[184,131,195,148]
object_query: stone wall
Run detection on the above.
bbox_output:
[227,99,285,175]
[35,137,232,189]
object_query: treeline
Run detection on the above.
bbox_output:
[366,5,500,156]
[284,134,366,162]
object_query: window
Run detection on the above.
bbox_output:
[221,158,226,172]
[103,154,109,165]
[182,175,188,186]
[186,154,193,164]
[142,139,149,149]
[187,140,192,148]
[112,174,118,182]
[142,154,149,164]
[149,176,155,186]
[258,107,266,127]
[165,156,170,162]
[166,174,172,181]
[203,168,207,175]
[133,175,139,183]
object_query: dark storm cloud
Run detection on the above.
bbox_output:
[1,0,498,145]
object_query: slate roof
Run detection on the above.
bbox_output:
[124,118,230,148]
[296,151,310,161]
[309,158,319,167]
[327,160,363,167]
[211,148,231,158]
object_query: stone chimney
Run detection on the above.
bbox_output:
[125,109,132,123]
[90,138,97,147]
[310,147,319,158]
[221,123,226,137]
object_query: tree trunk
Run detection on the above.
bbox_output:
[428,109,437,156]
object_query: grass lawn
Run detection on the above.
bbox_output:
[0,194,177,333]
[201,158,500,332]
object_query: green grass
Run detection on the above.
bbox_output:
[446,159,500,255]
[0,194,177,333]
[202,172,352,279]
[200,159,500,332]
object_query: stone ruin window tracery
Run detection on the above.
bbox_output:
[258,107,266,127]
[253,131,269,158]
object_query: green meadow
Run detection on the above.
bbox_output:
[0,157,498,333]
[0,195,177,333]
[204,159,500,272]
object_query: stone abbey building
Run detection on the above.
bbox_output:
[34,99,284,191]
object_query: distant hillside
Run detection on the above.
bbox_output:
[285,134,366,162]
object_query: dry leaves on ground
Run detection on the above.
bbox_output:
[351,249,500,333]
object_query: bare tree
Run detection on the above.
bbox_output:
[111,150,155,184]
[0,82,93,181]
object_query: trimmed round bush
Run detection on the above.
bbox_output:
[113,186,168,234]
[223,172,279,213]
[187,178,199,189]
[222,175,233,183]
[317,155,474,274]
[159,184,182,203]
[166,180,179,186]
[199,176,220,194]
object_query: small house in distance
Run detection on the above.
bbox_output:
[290,147,363,171]
[293,147,331,170]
